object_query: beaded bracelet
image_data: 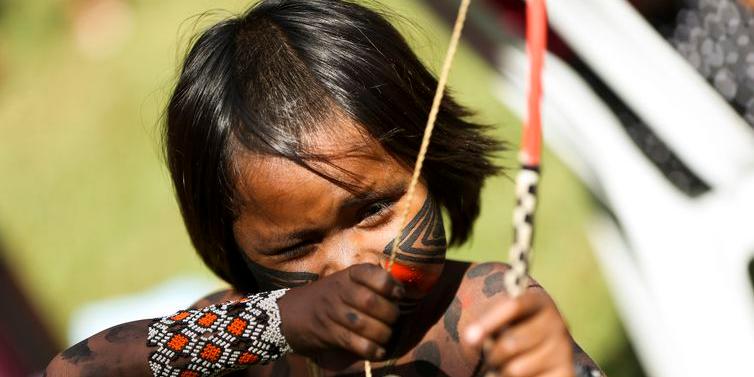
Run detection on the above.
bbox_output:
[147,289,291,377]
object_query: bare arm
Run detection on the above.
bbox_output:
[45,289,290,377]
[46,320,154,377]
[46,264,405,377]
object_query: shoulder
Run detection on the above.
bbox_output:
[438,260,513,315]
[457,261,543,299]
[448,261,548,340]
[423,261,515,373]
[437,261,547,370]
[461,261,510,296]
[189,288,245,310]
[442,260,514,307]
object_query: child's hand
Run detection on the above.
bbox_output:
[464,287,575,377]
[277,263,403,365]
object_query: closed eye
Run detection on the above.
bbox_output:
[275,242,317,260]
[357,198,396,228]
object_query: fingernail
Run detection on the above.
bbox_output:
[465,325,482,345]
[392,285,405,299]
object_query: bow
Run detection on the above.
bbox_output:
[504,0,547,297]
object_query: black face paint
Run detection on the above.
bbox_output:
[61,338,94,364]
[443,296,462,343]
[382,195,447,265]
[104,323,142,343]
[482,271,505,297]
[243,255,319,290]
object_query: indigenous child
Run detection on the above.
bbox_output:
[46,1,603,376]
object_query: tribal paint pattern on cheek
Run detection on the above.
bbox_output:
[383,195,446,298]
[244,257,319,290]
[382,195,446,265]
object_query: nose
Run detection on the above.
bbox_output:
[319,232,385,277]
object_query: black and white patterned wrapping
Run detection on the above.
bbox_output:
[504,166,540,297]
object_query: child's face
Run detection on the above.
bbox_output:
[232,123,447,299]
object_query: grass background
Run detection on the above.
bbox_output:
[0,0,639,375]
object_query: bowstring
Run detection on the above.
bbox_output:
[368,1,472,375]
[385,0,472,272]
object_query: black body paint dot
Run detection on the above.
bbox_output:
[413,341,441,376]
[346,312,359,324]
[482,271,505,297]
[465,263,493,278]
[443,297,462,343]
[61,338,94,363]
[104,323,142,343]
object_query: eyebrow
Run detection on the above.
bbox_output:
[274,229,324,246]
[259,180,408,253]
[256,228,324,256]
[338,180,407,211]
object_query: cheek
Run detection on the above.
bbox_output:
[386,260,444,296]
[380,194,447,297]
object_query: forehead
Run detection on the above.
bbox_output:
[232,125,406,240]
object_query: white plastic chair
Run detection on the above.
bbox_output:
[491,0,754,375]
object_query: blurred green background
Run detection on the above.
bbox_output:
[0,0,638,375]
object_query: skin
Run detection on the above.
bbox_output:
[227,123,596,376]
[45,122,601,376]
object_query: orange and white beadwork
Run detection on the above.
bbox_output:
[147,289,291,377]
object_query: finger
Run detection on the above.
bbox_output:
[500,336,569,377]
[465,290,547,346]
[328,306,393,345]
[349,263,405,299]
[339,283,400,324]
[330,321,387,361]
[485,309,558,365]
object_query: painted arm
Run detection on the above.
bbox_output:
[45,290,290,377]
[45,264,404,377]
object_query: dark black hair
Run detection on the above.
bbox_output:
[165,0,503,292]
